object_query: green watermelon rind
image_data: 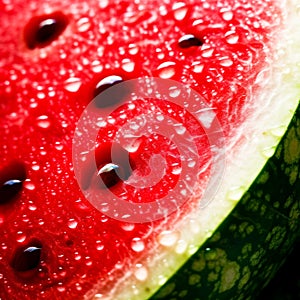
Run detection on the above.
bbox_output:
[150,103,300,299]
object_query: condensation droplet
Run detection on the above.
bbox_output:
[16,232,26,243]
[172,2,188,21]
[92,60,103,73]
[77,17,91,32]
[158,230,179,247]
[131,237,145,252]
[121,223,135,231]
[128,44,139,55]
[192,63,204,73]
[122,59,135,72]
[24,180,35,191]
[220,58,233,67]
[174,123,186,135]
[134,264,148,281]
[28,204,37,211]
[68,219,78,229]
[227,186,245,201]
[175,239,188,254]
[64,78,82,92]
[157,62,176,79]
[36,115,51,129]
[225,32,239,44]
[202,48,214,58]
[169,86,181,98]
[222,11,233,21]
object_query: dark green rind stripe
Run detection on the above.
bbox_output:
[150,103,300,300]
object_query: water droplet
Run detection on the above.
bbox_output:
[68,219,78,229]
[134,264,148,281]
[91,60,103,73]
[77,17,91,32]
[121,223,135,231]
[175,239,188,254]
[158,230,179,247]
[28,204,37,211]
[171,164,182,175]
[173,2,188,20]
[122,59,135,72]
[225,31,239,44]
[174,123,186,135]
[169,86,181,98]
[64,78,82,92]
[262,146,276,158]
[222,11,233,21]
[128,44,139,55]
[157,62,176,79]
[156,114,164,121]
[220,58,233,67]
[36,115,51,129]
[202,48,214,58]
[227,186,245,201]
[24,180,35,191]
[192,62,204,73]
[16,232,27,243]
[131,237,145,252]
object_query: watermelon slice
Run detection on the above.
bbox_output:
[0,0,299,299]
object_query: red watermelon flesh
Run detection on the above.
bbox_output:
[0,0,294,299]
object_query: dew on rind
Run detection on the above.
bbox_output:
[23,11,69,49]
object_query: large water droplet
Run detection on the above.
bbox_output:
[131,237,145,252]
[178,34,203,48]
[134,264,148,281]
[64,78,82,92]
[36,115,51,129]
[157,62,176,79]
[158,230,179,247]
[173,2,188,20]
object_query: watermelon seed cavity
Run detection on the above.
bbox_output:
[0,161,26,205]
[93,75,128,108]
[23,11,68,49]
[178,34,203,48]
[10,241,42,273]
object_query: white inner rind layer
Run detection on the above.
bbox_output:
[88,0,300,299]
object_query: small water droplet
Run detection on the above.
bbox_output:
[172,2,188,21]
[174,123,186,135]
[28,204,37,211]
[220,58,233,67]
[91,60,103,73]
[122,59,135,72]
[128,44,139,55]
[24,180,35,191]
[68,219,78,229]
[262,146,276,158]
[202,48,214,58]
[175,239,188,254]
[169,86,181,98]
[131,237,145,252]
[192,62,204,73]
[227,186,245,201]
[36,115,51,129]
[225,31,239,44]
[157,62,176,79]
[222,11,233,21]
[64,78,82,92]
[77,17,91,32]
[121,223,135,231]
[134,264,148,281]
[16,232,27,243]
[158,230,179,247]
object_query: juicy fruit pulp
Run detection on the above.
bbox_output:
[0,0,299,299]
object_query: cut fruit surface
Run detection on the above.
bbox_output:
[0,0,299,299]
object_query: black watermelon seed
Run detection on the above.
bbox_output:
[24,11,68,49]
[93,75,129,108]
[178,34,203,48]
[11,242,42,272]
[0,161,26,205]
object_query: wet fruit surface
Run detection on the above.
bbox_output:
[0,0,285,299]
